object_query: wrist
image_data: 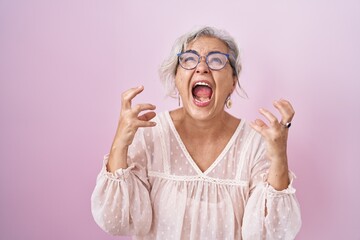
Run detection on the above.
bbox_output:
[107,145,129,172]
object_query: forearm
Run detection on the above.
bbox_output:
[267,157,290,190]
[107,143,129,172]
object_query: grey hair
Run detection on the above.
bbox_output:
[159,26,245,98]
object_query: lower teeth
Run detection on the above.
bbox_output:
[195,98,210,103]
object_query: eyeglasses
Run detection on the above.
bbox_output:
[177,51,230,71]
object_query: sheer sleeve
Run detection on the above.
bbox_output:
[91,129,152,236]
[242,132,301,240]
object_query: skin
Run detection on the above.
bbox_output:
[107,36,294,191]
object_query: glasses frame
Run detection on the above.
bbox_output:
[177,51,230,71]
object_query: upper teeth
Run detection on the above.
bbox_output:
[194,82,210,87]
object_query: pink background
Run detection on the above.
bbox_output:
[1,0,359,239]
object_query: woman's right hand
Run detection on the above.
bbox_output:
[107,86,156,172]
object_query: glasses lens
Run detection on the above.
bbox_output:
[179,52,199,69]
[207,53,228,70]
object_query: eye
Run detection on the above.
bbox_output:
[210,57,223,64]
[180,52,199,66]
[183,56,197,63]
[208,53,226,66]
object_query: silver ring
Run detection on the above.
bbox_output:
[281,122,292,128]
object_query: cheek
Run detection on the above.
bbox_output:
[174,73,182,88]
[215,72,235,87]
[214,79,236,98]
[175,75,186,92]
[174,69,181,87]
[175,70,191,87]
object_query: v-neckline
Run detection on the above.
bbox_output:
[165,111,244,175]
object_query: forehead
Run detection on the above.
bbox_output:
[185,36,229,54]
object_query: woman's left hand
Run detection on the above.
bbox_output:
[250,99,295,190]
[251,99,295,190]
[250,99,295,162]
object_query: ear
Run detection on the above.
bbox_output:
[230,76,238,94]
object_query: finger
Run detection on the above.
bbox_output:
[273,99,295,123]
[250,119,268,135]
[121,86,144,109]
[133,103,156,115]
[134,118,157,128]
[251,119,267,129]
[138,111,156,121]
[259,108,278,126]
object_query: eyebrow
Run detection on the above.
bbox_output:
[184,49,225,55]
[184,49,199,54]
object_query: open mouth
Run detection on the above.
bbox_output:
[192,81,213,105]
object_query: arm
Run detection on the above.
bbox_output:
[91,86,157,236]
[242,99,301,239]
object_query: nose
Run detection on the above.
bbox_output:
[196,56,209,73]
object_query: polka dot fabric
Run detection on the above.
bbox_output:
[91,112,301,239]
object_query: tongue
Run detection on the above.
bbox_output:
[193,85,212,102]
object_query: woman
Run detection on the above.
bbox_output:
[91,26,301,239]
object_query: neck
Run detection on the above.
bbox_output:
[170,108,238,141]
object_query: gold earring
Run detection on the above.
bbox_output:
[225,96,232,109]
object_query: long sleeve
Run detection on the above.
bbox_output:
[91,129,153,236]
[242,132,301,239]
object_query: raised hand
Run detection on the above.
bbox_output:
[115,86,157,146]
[107,86,156,172]
[250,99,295,190]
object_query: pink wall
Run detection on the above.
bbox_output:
[1,0,359,239]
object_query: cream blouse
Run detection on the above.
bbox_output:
[91,111,301,239]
